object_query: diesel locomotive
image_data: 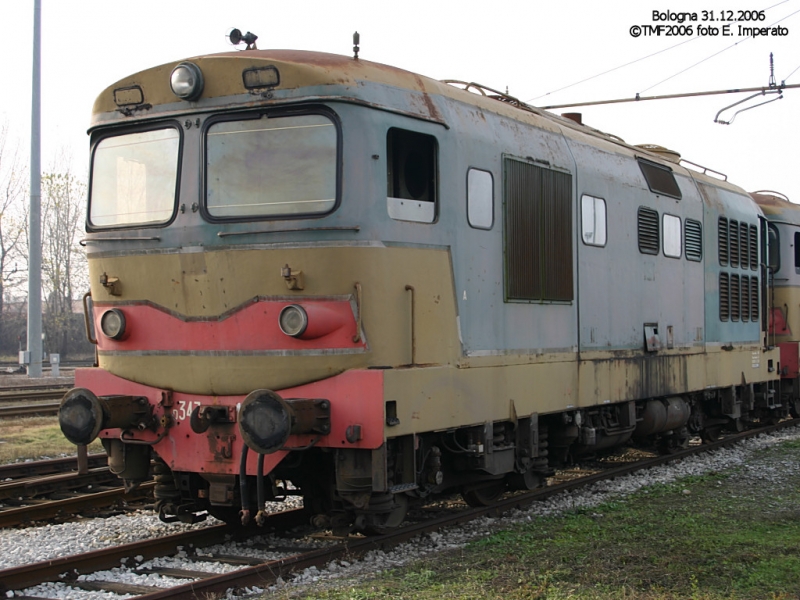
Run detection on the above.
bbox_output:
[58,43,792,532]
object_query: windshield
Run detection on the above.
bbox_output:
[89,128,180,227]
[206,113,337,218]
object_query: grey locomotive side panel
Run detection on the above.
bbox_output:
[444,101,579,356]
[696,181,762,344]
[566,138,704,353]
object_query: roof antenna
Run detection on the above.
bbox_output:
[714,53,783,124]
[229,28,258,50]
[353,31,360,60]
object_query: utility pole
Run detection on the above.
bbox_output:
[28,0,43,378]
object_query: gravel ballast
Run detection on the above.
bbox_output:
[4,425,800,598]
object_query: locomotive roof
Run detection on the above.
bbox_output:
[91,48,747,195]
[751,191,800,224]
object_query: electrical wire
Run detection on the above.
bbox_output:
[783,63,800,83]
[527,0,796,103]
[527,37,697,102]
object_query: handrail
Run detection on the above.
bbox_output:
[405,285,416,366]
[82,291,97,345]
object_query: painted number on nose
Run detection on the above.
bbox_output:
[173,400,201,422]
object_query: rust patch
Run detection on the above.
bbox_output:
[410,74,444,122]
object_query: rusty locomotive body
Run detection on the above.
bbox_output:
[58,45,794,531]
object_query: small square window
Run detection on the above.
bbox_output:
[467,168,493,229]
[581,195,606,247]
[663,214,682,258]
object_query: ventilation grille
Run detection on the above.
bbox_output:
[729,220,739,268]
[685,219,703,261]
[719,272,730,321]
[504,158,573,302]
[750,277,759,321]
[638,207,660,255]
[730,274,740,321]
[749,225,758,270]
[739,222,749,271]
[718,218,729,266]
[741,275,749,322]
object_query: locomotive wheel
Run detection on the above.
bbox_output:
[507,469,543,491]
[791,399,800,419]
[659,430,690,455]
[462,481,506,507]
[363,493,409,535]
[701,426,721,443]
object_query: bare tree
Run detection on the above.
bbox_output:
[0,121,29,317]
[40,162,88,357]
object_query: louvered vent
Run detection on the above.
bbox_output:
[504,158,573,302]
[750,277,759,321]
[730,274,740,321]
[739,222,749,271]
[718,217,729,265]
[729,220,740,267]
[749,225,758,270]
[638,207,660,255]
[719,272,729,321]
[741,275,749,322]
[685,219,702,261]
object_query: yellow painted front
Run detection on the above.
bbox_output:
[89,245,460,395]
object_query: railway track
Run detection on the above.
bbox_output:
[0,385,71,417]
[0,454,153,527]
[0,402,60,418]
[0,386,71,403]
[2,419,795,599]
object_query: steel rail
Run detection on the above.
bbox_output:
[0,389,69,402]
[0,466,118,501]
[0,482,156,528]
[0,454,107,480]
[0,402,60,418]
[0,511,311,593]
[136,419,800,600]
[1,419,796,597]
[0,384,72,395]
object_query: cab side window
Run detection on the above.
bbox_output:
[386,128,437,223]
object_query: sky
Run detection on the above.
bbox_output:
[0,0,798,201]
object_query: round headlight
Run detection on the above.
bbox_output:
[170,62,204,101]
[100,309,127,340]
[279,305,308,338]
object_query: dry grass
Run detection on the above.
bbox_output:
[0,416,102,463]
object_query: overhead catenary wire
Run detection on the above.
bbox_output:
[528,0,796,104]
[783,63,800,83]
[540,81,800,110]
[526,37,697,102]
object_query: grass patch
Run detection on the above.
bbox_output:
[0,416,102,463]
[297,439,800,600]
